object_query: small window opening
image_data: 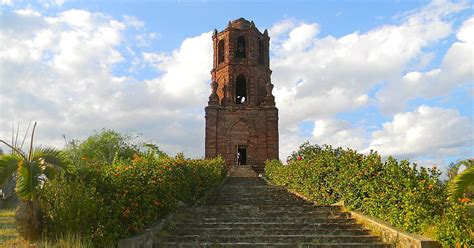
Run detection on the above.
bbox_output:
[218,39,225,64]
[236,36,246,58]
[235,75,247,104]
[258,40,265,65]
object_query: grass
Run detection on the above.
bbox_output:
[0,209,18,245]
[0,209,93,248]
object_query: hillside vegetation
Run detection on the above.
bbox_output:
[0,130,226,247]
[266,142,473,248]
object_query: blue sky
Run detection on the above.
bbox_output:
[0,0,472,171]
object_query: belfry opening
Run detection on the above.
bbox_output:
[205,18,279,171]
[235,75,246,104]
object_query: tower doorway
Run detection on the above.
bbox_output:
[237,146,247,165]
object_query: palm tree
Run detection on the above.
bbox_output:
[447,159,474,181]
[0,122,71,240]
[449,165,474,201]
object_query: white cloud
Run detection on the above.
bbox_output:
[1,0,14,5]
[123,15,144,29]
[377,17,474,113]
[312,119,368,151]
[144,31,213,106]
[269,19,296,41]
[281,23,319,52]
[365,105,473,158]
[457,17,474,43]
[270,0,466,131]
[0,9,212,157]
[279,129,308,162]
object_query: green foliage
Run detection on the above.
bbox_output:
[0,122,72,202]
[430,202,473,248]
[0,153,22,184]
[0,148,71,202]
[39,152,226,246]
[64,129,146,166]
[40,177,107,244]
[0,122,73,241]
[266,143,473,247]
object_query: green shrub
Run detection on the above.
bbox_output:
[430,202,473,247]
[40,153,226,246]
[266,142,472,247]
[40,177,108,244]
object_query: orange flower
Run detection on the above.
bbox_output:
[122,208,130,218]
[427,185,433,190]
[132,154,142,163]
[458,198,471,203]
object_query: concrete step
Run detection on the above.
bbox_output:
[166,227,371,236]
[152,165,388,247]
[170,217,355,225]
[156,243,391,248]
[176,211,352,219]
[186,205,343,212]
[183,207,344,215]
[168,222,365,230]
[158,234,383,244]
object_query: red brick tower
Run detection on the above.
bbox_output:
[205,18,279,170]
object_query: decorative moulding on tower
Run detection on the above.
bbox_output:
[208,81,219,105]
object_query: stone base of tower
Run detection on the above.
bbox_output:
[205,105,279,169]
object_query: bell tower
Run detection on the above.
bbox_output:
[205,18,279,170]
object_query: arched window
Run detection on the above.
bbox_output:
[218,39,225,64]
[258,39,265,65]
[236,36,246,58]
[235,75,247,104]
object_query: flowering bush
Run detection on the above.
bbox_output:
[266,142,472,247]
[40,153,226,246]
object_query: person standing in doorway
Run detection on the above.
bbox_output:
[237,152,241,166]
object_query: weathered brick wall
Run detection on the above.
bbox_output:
[205,18,278,168]
[205,106,278,167]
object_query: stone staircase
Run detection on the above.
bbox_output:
[154,166,390,247]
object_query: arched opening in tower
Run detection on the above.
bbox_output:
[236,75,247,104]
[218,39,225,64]
[258,39,265,65]
[236,36,246,58]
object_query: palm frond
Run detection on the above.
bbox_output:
[42,164,57,179]
[449,166,474,199]
[0,139,27,160]
[16,160,42,201]
[33,147,72,174]
[458,159,474,168]
[0,153,22,184]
